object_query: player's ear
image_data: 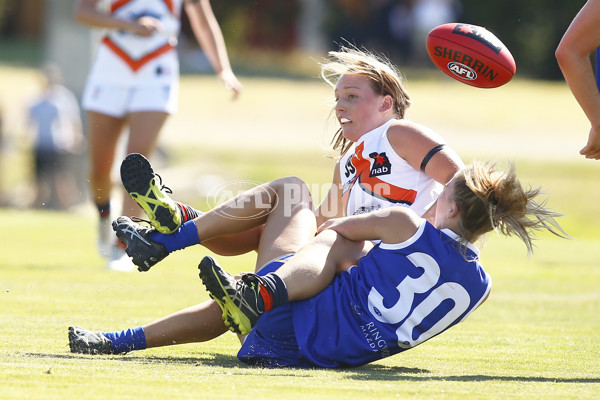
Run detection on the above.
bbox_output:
[380,95,393,112]
[447,201,459,219]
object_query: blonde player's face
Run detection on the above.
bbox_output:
[334,74,390,142]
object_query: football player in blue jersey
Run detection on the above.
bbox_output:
[69,161,565,367]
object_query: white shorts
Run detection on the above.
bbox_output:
[82,82,178,117]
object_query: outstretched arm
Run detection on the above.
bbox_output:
[556,0,600,159]
[74,0,159,36]
[184,0,242,98]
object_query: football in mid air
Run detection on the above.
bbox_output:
[426,23,516,88]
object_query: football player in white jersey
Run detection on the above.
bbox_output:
[75,0,241,271]
[318,47,464,222]
[110,46,466,261]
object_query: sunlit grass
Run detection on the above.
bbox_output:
[0,64,598,399]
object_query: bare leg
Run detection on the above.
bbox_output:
[123,111,169,217]
[193,176,316,258]
[253,177,317,268]
[87,111,126,208]
[203,174,371,300]
[274,229,372,301]
[201,226,263,256]
[33,171,49,208]
[143,300,227,348]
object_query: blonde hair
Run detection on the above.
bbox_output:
[320,46,411,155]
[452,161,567,254]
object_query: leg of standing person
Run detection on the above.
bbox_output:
[104,111,169,271]
[122,111,168,215]
[87,111,126,258]
[32,151,50,209]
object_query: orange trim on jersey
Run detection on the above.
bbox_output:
[163,0,175,14]
[342,142,417,212]
[111,0,176,14]
[102,36,174,72]
[111,0,131,13]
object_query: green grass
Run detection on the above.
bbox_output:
[1,65,599,398]
[1,203,598,399]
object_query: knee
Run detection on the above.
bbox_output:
[271,176,312,204]
[272,176,308,191]
[314,229,363,272]
[314,228,348,247]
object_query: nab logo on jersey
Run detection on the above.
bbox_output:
[369,152,391,177]
[448,62,477,80]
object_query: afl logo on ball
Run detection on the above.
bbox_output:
[447,62,477,80]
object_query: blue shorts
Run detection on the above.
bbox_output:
[237,255,313,368]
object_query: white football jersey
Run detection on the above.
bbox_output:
[339,118,443,217]
[85,0,182,87]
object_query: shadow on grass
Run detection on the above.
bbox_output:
[23,352,599,384]
[349,365,600,384]
[24,351,241,369]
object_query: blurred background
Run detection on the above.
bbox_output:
[0,0,584,84]
[0,0,590,212]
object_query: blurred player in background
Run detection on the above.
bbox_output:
[556,0,600,160]
[69,161,566,368]
[74,0,242,271]
[27,64,85,210]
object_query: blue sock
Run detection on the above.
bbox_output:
[258,273,288,312]
[150,220,200,253]
[103,327,147,354]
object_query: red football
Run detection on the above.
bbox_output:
[426,23,516,88]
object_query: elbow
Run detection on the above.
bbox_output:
[74,14,85,25]
[73,2,95,25]
[73,10,88,25]
[73,3,85,22]
[555,43,569,68]
[555,39,590,71]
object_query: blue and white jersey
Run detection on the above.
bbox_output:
[291,219,491,368]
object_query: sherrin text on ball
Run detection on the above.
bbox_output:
[426,23,516,88]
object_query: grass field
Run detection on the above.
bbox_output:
[1,65,599,399]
